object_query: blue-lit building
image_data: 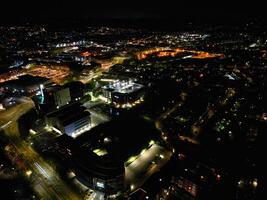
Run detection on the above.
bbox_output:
[46,103,91,138]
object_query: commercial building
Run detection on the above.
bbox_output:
[49,116,163,197]
[46,103,91,138]
[36,81,84,113]
[102,79,145,108]
[0,75,51,96]
[64,81,85,101]
[72,149,125,195]
[36,85,70,113]
[53,87,71,108]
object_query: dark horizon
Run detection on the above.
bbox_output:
[1,0,266,27]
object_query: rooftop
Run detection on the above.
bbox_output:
[1,75,50,87]
[103,79,144,94]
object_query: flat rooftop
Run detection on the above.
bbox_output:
[103,80,144,94]
[74,116,162,161]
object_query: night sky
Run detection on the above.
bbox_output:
[0,0,266,25]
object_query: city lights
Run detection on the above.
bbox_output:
[0,15,264,200]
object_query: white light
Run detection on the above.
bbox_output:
[96,182,104,189]
[104,137,111,143]
[26,170,32,176]
[130,185,135,191]
[52,127,62,134]
[252,179,258,188]
[149,140,155,146]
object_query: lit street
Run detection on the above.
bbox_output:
[0,12,265,200]
[125,144,172,191]
[1,99,82,200]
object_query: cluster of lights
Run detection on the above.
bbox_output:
[98,95,109,102]
[26,65,70,84]
[93,148,108,156]
[55,40,85,48]
[71,124,91,138]
[114,98,144,109]
[237,178,258,189]
[136,47,224,60]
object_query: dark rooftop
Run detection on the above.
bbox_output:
[1,75,50,87]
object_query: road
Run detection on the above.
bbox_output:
[1,98,83,200]
[155,95,186,144]
[126,94,188,192]
[125,144,172,191]
[0,97,34,132]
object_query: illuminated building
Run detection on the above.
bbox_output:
[36,81,85,114]
[46,103,91,138]
[102,79,145,107]
[0,75,51,96]
[55,40,86,48]
[50,117,162,197]
[41,86,71,109]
